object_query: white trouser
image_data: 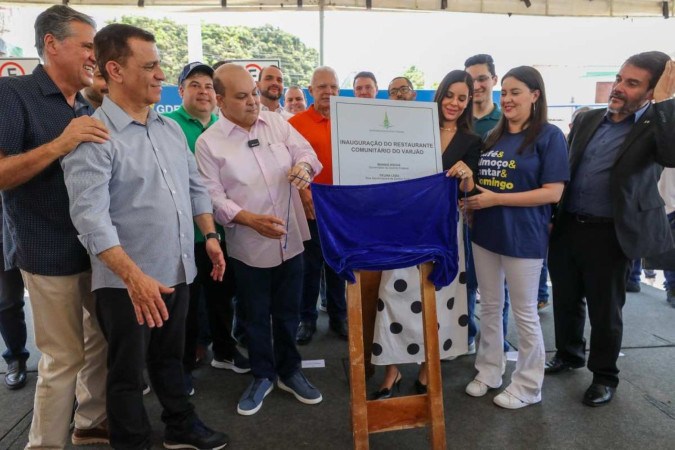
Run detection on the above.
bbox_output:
[472,244,544,403]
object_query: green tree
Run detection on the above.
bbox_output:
[403,65,425,89]
[110,16,317,87]
[111,16,188,85]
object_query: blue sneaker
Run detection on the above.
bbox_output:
[237,378,273,416]
[278,371,322,405]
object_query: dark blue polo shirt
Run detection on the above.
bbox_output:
[0,65,92,275]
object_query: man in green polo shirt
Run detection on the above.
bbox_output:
[164,62,250,396]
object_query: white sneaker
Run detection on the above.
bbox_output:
[493,390,539,409]
[465,379,495,397]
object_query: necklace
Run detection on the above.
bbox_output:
[440,126,457,132]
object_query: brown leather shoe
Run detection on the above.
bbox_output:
[71,420,109,446]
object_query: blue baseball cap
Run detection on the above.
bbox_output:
[177,62,214,85]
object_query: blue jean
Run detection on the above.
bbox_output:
[300,220,346,325]
[538,260,549,301]
[464,225,509,351]
[232,255,303,380]
[0,243,29,365]
[665,212,675,290]
[628,259,642,284]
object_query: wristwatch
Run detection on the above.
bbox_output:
[205,232,221,242]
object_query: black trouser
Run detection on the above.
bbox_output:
[548,213,629,388]
[184,242,238,372]
[0,242,28,365]
[300,220,346,325]
[231,255,303,380]
[96,284,196,450]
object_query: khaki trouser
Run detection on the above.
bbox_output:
[22,271,108,449]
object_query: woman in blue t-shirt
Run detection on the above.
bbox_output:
[463,66,570,409]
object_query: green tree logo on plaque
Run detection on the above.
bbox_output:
[382,112,393,129]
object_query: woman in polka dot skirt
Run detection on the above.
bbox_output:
[464,66,569,409]
[371,70,481,399]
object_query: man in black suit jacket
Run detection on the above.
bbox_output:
[546,52,675,407]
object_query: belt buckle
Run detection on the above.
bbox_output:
[576,214,589,223]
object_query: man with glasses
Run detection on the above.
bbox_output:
[387,76,417,101]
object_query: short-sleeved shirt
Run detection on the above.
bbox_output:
[288,105,333,185]
[163,105,222,243]
[472,123,570,258]
[0,64,92,275]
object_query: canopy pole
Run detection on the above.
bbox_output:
[319,0,324,66]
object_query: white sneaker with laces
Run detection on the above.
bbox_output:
[465,379,497,397]
[493,390,539,409]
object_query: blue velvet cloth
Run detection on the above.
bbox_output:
[311,172,459,288]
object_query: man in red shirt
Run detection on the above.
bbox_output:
[288,66,347,344]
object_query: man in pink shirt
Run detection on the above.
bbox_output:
[195,64,323,416]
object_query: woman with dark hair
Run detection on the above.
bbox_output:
[370,70,481,399]
[463,66,569,409]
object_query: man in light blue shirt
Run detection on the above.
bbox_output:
[63,24,229,450]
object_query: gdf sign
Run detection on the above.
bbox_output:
[0,58,40,77]
[228,59,281,80]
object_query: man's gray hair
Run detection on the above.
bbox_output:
[34,5,96,59]
[311,66,339,86]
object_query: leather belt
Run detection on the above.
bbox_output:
[572,213,613,224]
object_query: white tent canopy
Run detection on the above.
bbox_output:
[4,0,674,18]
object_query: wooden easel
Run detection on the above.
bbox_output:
[347,262,447,450]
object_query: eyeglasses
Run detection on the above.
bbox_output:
[388,86,412,96]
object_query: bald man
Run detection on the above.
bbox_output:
[196,64,324,416]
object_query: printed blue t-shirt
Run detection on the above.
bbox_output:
[471,123,570,259]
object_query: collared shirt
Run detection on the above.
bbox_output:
[62,96,213,290]
[288,105,333,184]
[163,105,218,152]
[0,64,92,275]
[473,103,502,140]
[261,104,294,121]
[195,111,322,269]
[163,105,222,243]
[566,102,650,218]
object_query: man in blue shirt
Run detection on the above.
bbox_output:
[63,24,229,449]
[0,6,109,447]
[547,52,675,407]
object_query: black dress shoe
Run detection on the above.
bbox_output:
[370,371,402,400]
[329,320,349,340]
[296,322,316,345]
[5,360,27,390]
[583,383,615,407]
[414,379,427,395]
[544,356,584,374]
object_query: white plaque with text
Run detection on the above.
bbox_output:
[330,96,442,185]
